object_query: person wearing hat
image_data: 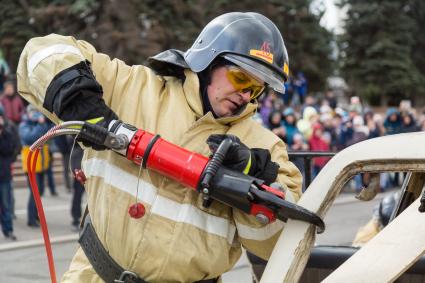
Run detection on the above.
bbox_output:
[17,12,302,282]
[385,107,402,130]
[282,107,300,147]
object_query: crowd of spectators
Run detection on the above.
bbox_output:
[254,85,425,191]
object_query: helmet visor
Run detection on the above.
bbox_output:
[223,54,286,94]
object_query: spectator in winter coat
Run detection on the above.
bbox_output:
[19,105,50,227]
[0,111,17,240]
[0,104,20,219]
[309,123,331,177]
[364,111,382,139]
[282,107,300,147]
[268,110,286,142]
[320,112,335,144]
[283,77,294,106]
[384,108,402,136]
[330,114,349,151]
[346,115,369,147]
[293,71,307,104]
[259,90,279,128]
[0,80,25,125]
[400,112,419,133]
[0,104,21,161]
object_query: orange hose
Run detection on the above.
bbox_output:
[27,149,57,283]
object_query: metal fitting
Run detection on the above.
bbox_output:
[255,213,270,225]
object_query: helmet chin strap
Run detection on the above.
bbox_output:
[197,69,219,118]
[202,87,219,118]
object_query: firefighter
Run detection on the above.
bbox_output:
[352,192,400,247]
[17,12,302,283]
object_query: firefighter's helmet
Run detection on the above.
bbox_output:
[184,12,289,93]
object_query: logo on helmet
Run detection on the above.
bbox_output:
[249,42,273,64]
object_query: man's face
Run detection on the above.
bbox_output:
[390,113,398,121]
[207,66,263,118]
[3,83,15,96]
[285,115,295,124]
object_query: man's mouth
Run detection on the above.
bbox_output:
[229,100,240,109]
[228,100,249,116]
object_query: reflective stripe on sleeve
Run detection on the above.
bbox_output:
[28,44,84,75]
[82,158,236,244]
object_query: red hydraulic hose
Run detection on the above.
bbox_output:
[27,149,57,283]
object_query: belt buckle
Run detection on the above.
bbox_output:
[114,270,138,283]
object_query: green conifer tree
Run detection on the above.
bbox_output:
[339,0,423,105]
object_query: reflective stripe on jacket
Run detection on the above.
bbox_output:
[17,34,302,283]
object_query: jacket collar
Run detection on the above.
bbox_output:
[182,69,257,125]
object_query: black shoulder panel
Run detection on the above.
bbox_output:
[147,49,189,79]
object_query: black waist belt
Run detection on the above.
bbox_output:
[79,216,218,283]
[79,217,145,283]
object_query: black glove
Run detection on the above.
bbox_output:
[76,113,117,151]
[67,92,118,151]
[44,61,118,150]
[206,134,279,185]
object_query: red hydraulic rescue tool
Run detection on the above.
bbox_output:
[80,120,325,231]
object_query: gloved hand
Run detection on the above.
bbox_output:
[206,134,279,185]
[76,109,118,151]
[64,93,118,150]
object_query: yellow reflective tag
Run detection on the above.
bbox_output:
[86,117,104,124]
[243,154,252,175]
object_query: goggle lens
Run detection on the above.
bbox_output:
[226,66,265,100]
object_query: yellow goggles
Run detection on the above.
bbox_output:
[225,66,265,100]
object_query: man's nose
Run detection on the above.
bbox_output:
[238,90,251,103]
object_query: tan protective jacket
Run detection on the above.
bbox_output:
[17,34,302,283]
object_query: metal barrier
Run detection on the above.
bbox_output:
[288,151,336,188]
